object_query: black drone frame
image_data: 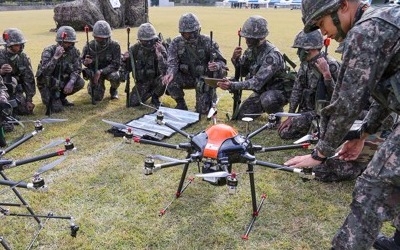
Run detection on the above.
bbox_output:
[130,112,314,239]
[0,120,79,249]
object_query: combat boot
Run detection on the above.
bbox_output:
[61,98,74,107]
[151,95,161,108]
[110,88,119,100]
[373,230,400,250]
[174,98,188,110]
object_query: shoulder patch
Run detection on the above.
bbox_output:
[265,55,274,64]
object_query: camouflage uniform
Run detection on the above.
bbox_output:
[125,23,167,107]
[166,13,227,114]
[36,26,84,113]
[0,28,36,115]
[82,20,121,102]
[0,75,11,147]
[231,16,290,120]
[303,1,400,249]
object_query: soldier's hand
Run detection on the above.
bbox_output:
[0,64,12,74]
[122,51,129,61]
[208,62,219,72]
[337,138,365,161]
[284,154,321,169]
[93,70,101,84]
[217,79,231,90]
[315,57,331,80]
[53,45,65,60]
[155,41,166,58]
[26,102,35,112]
[83,55,93,66]
[231,46,242,62]
[162,74,173,85]
[63,80,74,94]
[278,117,293,134]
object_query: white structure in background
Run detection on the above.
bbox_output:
[216,0,299,9]
[150,0,174,7]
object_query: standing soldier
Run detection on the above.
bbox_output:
[162,13,227,114]
[278,29,340,139]
[0,28,36,116]
[217,15,292,123]
[284,0,400,249]
[36,26,84,114]
[82,20,121,103]
[122,23,167,107]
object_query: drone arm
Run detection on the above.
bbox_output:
[247,123,273,140]
[254,160,315,178]
[257,143,311,153]
[154,159,192,170]
[2,131,38,155]
[0,179,35,189]
[162,121,192,139]
[10,150,66,169]
[134,137,182,150]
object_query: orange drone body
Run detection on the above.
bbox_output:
[203,124,238,159]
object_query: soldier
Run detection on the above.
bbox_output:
[278,29,340,139]
[0,28,36,116]
[284,0,400,249]
[217,15,292,122]
[122,23,167,107]
[36,26,84,114]
[162,13,227,114]
[82,20,121,103]
[0,75,12,147]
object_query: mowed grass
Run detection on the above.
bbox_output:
[0,6,369,250]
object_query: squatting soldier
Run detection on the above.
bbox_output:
[122,23,167,107]
[162,13,227,114]
[36,26,84,114]
[278,29,340,140]
[0,28,36,116]
[284,0,400,249]
[217,15,292,123]
[82,20,121,103]
[0,75,12,147]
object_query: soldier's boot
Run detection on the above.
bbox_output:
[151,95,161,108]
[60,93,74,107]
[373,230,400,250]
[110,88,119,100]
[174,98,188,110]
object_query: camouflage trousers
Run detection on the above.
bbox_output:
[331,122,400,249]
[129,78,166,107]
[87,72,121,102]
[236,90,287,119]
[12,92,33,116]
[278,111,314,140]
[167,73,216,114]
[39,77,85,112]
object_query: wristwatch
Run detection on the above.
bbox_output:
[311,149,327,162]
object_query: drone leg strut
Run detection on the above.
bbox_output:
[0,236,11,250]
[242,194,267,240]
[0,171,41,225]
[159,177,194,216]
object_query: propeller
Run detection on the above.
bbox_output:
[196,171,231,178]
[207,97,220,119]
[34,136,76,152]
[244,112,301,117]
[140,102,182,121]
[7,118,68,124]
[102,119,130,130]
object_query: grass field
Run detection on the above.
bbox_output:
[0,6,389,250]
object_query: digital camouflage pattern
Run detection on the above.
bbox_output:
[301,0,341,33]
[126,41,167,107]
[239,15,269,39]
[36,43,84,113]
[178,13,200,33]
[0,47,36,115]
[2,28,26,46]
[230,40,289,119]
[81,37,121,102]
[166,33,226,114]
[278,52,340,139]
[93,20,112,38]
[292,29,324,50]
[302,3,400,249]
[56,26,78,43]
[137,23,158,41]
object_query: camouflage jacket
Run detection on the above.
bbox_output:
[81,39,121,75]
[166,34,226,79]
[230,40,286,93]
[126,42,168,83]
[36,44,82,88]
[317,6,400,157]
[288,52,340,113]
[0,76,10,102]
[0,49,36,102]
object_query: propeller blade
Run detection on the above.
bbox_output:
[207,107,217,119]
[4,116,25,128]
[196,171,231,178]
[151,154,186,163]
[36,156,67,175]
[102,119,129,130]
[274,112,302,117]
[34,138,65,152]
[40,118,68,124]
[293,134,313,144]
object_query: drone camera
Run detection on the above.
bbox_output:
[143,156,155,175]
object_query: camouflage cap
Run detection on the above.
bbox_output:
[179,13,200,33]
[137,23,158,41]
[93,20,112,38]
[2,28,27,46]
[302,0,341,33]
[292,29,323,50]
[240,15,268,39]
[56,26,78,43]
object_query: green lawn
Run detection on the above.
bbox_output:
[0,6,386,250]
